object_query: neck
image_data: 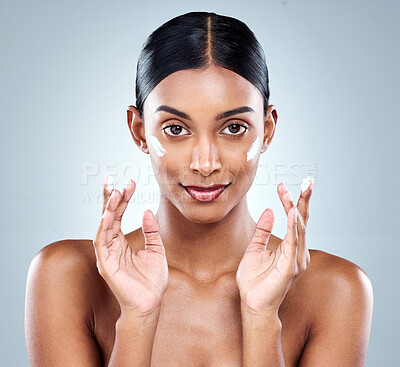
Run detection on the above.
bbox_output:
[154,195,256,282]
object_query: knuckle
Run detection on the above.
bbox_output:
[145,232,161,243]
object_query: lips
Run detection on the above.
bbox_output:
[182,184,230,202]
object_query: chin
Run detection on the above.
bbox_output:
[175,192,240,224]
[179,206,231,224]
[159,183,246,223]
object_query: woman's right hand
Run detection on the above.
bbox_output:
[93,176,169,317]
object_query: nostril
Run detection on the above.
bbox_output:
[189,142,222,176]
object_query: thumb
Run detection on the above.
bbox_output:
[246,208,274,253]
[142,209,166,256]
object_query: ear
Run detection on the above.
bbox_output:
[127,105,149,154]
[261,104,278,154]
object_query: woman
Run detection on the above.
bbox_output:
[25,11,373,367]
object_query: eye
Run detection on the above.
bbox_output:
[162,124,190,137]
[222,123,248,136]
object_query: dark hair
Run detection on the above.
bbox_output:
[135,11,270,119]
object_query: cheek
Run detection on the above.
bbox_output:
[246,136,261,162]
[149,135,167,157]
[226,137,260,187]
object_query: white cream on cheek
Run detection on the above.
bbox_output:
[149,135,167,157]
[246,136,260,161]
[148,134,259,161]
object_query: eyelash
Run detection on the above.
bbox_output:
[162,122,249,137]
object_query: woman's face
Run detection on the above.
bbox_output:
[131,64,277,224]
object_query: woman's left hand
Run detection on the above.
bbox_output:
[236,179,313,316]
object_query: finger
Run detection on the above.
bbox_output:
[102,173,114,214]
[278,182,308,231]
[112,179,136,234]
[93,196,118,268]
[104,189,125,241]
[284,206,298,263]
[142,209,166,256]
[277,182,295,216]
[295,207,310,273]
[246,208,274,253]
[296,176,314,227]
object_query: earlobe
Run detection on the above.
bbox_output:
[260,139,268,154]
[261,105,278,154]
[127,105,149,154]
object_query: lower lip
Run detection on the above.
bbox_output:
[183,185,228,202]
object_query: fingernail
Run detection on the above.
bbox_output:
[282,182,288,192]
[287,190,293,202]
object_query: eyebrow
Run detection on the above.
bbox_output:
[154,105,255,120]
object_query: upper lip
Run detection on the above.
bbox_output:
[182,183,230,190]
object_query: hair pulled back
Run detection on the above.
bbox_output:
[135,11,270,119]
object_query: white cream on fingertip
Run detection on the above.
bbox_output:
[246,136,260,161]
[301,176,314,193]
[149,135,167,157]
[104,173,115,193]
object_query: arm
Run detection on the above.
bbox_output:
[241,305,285,366]
[25,241,161,367]
[298,262,373,367]
[25,242,103,366]
[109,308,160,367]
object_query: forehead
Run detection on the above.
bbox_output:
[143,65,263,117]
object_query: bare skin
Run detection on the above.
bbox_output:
[25,65,373,366]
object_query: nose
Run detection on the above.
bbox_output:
[189,136,222,176]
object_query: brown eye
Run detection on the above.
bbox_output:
[163,124,190,136]
[222,123,248,136]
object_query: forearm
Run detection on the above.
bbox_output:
[108,308,161,367]
[241,303,285,367]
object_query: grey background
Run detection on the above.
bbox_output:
[1,0,399,365]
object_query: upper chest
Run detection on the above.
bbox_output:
[93,271,310,367]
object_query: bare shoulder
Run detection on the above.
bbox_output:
[295,248,374,312]
[28,229,145,285]
[25,239,105,366]
[306,249,373,297]
[268,234,374,314]
[29,238,97,281]
[32,238,95,260]
[27,239,100,311]
[268,235,373,305]
[292,251,373,365]
[287,249,374,366]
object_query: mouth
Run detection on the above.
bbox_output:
[181,183,231,202]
